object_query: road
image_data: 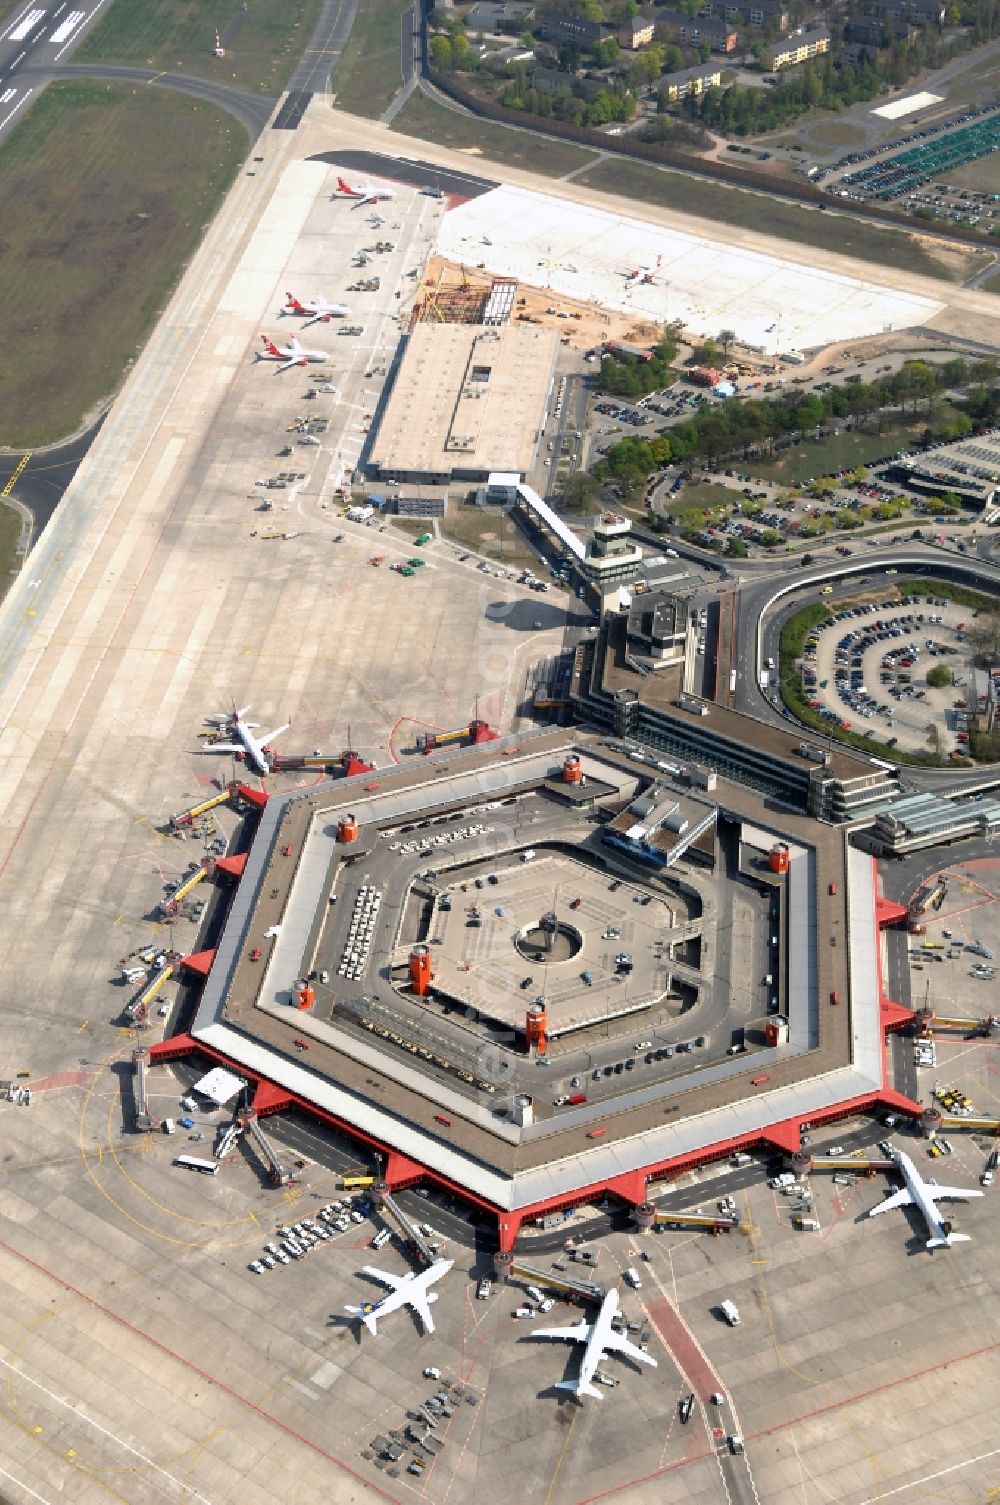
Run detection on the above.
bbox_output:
[0,415,104,542]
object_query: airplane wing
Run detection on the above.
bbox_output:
[867,1188,913,1217]
[926,1185,985,1203]
[203,741,242,754]
[259,723,290,744]
[600,1331,658,1368]
[362,1266,404,1288]
[533,1319,592,1345]
[300,312,325,328]
[409,1291,436,1334]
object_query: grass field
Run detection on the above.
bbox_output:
[741,422,920,484]
[574,157,985,283]
[981,266,1000,295]
[800,122,871,149]
[435,502,542,569]
[75,0,323,95]
[0,503,22,604]
[332,0,409,118]
[0,82,246,448]
[391,91,599,177]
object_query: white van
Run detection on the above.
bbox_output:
[163,1118,176,1135]
[526,1285,545,1304]
[371,1228,391,1250]
[720,1299,741,1326]
[623,1267,643,1290]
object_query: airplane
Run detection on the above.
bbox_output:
[257,334,329,371]
[531,1286,657,1399]
[345,1259,453,1336]
[283,292,349,328]
[202,706,290,775]
[333,175,395,206]
[868,1144,984,1249]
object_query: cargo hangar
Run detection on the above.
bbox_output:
[148,725,917,1252]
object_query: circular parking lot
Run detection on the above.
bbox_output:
[801,592,974,757]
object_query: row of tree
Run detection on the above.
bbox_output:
[591,358,996,481]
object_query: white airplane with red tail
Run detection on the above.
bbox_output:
[257,334,329,371]
[332,174,394,206]
[283,292,349,328]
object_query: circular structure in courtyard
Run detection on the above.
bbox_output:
[514,917,583,964]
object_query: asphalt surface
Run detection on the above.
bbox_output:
[0,0,111,141]
[307,147,497,200]
[290,0,360,95]
[0,415,104,540]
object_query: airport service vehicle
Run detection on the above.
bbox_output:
[623,1267,642,1290]
[201,705,289,776]
[283,291,349,327]
[867,1144,983,1248]
[174,1155,219,1176]
[532,1288,657,1400]
[345,1259,453,1336]
[257,334,329,371]
[333,175,395,205]
[719,1300,741,1326]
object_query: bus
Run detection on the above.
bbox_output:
[342,1174,375,1190]
[174,1155,220,1176]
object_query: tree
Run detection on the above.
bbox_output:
[581,0,605,20]
[728,536,749,556]
[560,472,602,514]
[965,610,1000,666]
[927,664,952,688]
[925,722,943,763]
[429,33,452,68]
[718,329,736,361]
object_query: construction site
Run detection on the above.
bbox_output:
[412,254,659,352]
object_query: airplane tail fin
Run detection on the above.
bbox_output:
[927,1233,970,1248]
[345,1305,378,1334]
[261,335,281,356]
[336,176,354,194]
[554,1380,602,1400]
[284,292,305,312]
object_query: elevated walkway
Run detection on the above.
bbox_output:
[516,481,585,560]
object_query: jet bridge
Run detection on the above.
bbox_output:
[381,1191,437,1265]
[124,962,174,1025]
[652,1211,740,1233]
[237,1110,297,1185]
[509,1259,604,1304]
[131,1046,158,1131]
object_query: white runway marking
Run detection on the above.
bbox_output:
[53,0,111,59]
[0,1353,219,1505]
[7,7,44,42]
[0,1464,54,1505]
[0,87,32,134]
[49,8,84,43]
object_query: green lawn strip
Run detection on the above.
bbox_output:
[0,82,246,448]
[332,0,409,118]
[0,502,22,605]
[573,157,980,284]
[390,91,598,176]
[75,0,322,95]
[739,422,922,485]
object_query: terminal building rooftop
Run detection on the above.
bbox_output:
[153,727,915,1248]
[368,322,559,484]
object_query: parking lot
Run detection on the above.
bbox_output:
[819,100,1000,204]
[801,592,974,756]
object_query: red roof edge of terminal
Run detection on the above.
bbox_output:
[145,862,923,1252]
